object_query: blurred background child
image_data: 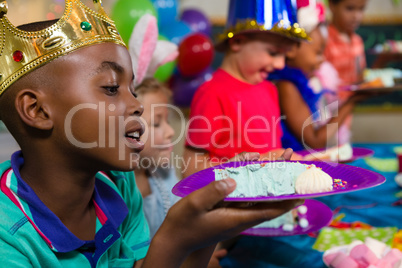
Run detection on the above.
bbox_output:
[325,0,368,86]
[322,0,368,144]
[135,78,242,267]
[134,78,179,238]
[271,3,366,150]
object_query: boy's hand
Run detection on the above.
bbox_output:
[154,177,303,262]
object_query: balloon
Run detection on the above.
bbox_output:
[111,0,157,44]
[177,33,214,77]
[159,20,192,45]
[154,35,176,82]
[180,8,212,36]
[150,0,178,27]
[172,67,214,107]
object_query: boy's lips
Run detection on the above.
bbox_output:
[125,122,145,150]
[260,71,268,80]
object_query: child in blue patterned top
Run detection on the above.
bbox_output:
[134,78,179,238]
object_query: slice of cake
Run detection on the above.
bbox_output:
[255,204,309,231]
[303,143,353,162]
[214,162,333,198]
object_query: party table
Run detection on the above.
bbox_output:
[220,143,402,268]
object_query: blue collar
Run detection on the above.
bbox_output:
[269,66,322,116]
[9,151,128,255]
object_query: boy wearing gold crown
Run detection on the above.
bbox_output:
[0,0,301,267]
[183,0,309,178]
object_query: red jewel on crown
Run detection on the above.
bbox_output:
[13,50,24,62]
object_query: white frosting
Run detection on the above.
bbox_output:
[297,205,308,215]
[282,223,294,232]
[299,218,309,229]
[295,165,333,194]
[395,173,402,187]
[333,143,353,161]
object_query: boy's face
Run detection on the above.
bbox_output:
[139,91,175,168]
[230,33,294,84]
[288,28,326,78]
[330,0,367,34]
[44,43,145,171]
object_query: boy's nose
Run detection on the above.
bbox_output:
[165,123,175,139]
[130,97,144,116]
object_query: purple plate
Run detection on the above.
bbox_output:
[172,160,385,202]
[241,199,332,237]
[340,85,402,92]
[296,147,374,163]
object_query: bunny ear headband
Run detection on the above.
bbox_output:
[297,2,326,34]
[129,14,179,86]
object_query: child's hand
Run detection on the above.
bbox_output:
[207,248,228,268]
[260,148,299,161]
[152,177,303,265]
[229,151,260,162]
[347,90,388,104]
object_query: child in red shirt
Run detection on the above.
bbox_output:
[183,0,309,177]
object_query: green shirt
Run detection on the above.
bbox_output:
[0,151,150,267]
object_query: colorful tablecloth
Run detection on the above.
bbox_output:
[220,143,402,268]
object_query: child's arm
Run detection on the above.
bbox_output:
[140,176,303,268]
[278,80,359,148]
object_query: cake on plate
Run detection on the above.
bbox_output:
[255,204,309,232]
[214,162,333,198]
[303,143,353,162]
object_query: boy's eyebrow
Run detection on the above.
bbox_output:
[95,61,124,74]
[93,61,135,81]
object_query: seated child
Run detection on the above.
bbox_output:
[271,4,367,150]
[0,1,302,267]
[182,0,309,177]
[135,78,228,267]
[134,77,179,238]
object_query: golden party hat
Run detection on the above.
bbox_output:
[0,0,126,95]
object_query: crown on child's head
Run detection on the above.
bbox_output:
[0,0,126,96]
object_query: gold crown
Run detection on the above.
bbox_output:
[0,0,126,95]
[216,19,311,50]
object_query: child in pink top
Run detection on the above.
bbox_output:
[325,0,368,86]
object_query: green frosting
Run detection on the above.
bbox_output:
[255,211,294,228]
[215,162,307,197]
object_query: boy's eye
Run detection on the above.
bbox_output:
[267,50,281,57]
[103,85,119,95]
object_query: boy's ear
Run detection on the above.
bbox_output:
[328,2,336,14]
[15,89,53,130]
[228,36,247,52]
[286,45,298,59]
